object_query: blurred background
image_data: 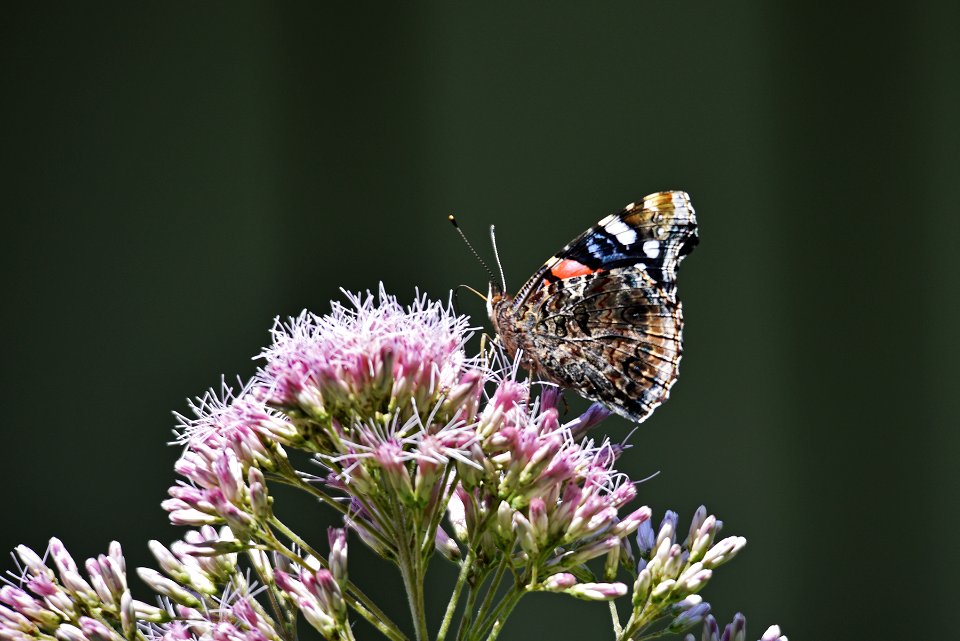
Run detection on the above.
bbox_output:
[2,3,957,640]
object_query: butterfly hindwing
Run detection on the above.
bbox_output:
[528,267,683,421]
[490,190,697,423]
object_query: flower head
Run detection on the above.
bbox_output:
[255,285,475,427]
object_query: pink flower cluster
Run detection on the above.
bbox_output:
[448,371,645,600]
[255,285,474,425]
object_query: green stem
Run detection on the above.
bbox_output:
[436,547,476,641]
[245,549,297,641]
[608,602,623,639]
[470,557,507,636]
[455,571,484,641]
[268,469,347,516]
[268,518,408,641]
[619,610,670,641]
[477,588,523,641]
[397,538,429,641]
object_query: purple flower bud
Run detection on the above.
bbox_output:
[373,440,415,501]
[434,527,461,561]
[669,601,712,633]
[702,536,747,569]
[135,569,201,608]
[566,582,627,601]
[661,544,685,581]
[677,565,712,595]
[636,517,656,556]
[685,506,708,546]
[315,570,346,621]
[148,541,186,583]
[650,578,676,602]
[612,506,652,538]
[632,568,652,609]
[0,586,60,628]
[444,369,483,423]
[207,490,254,540]
[78,617,123,641]
[700,615,721,641]
[656,510,679,549]
[542,573,577,591]
[0,603,36,634]
[54,624,90,641]
[721,612,747,641]
[528,498,549,547]
[296,596,335,637]
[565,403,612,440]
[213,450,244,504]
[131,599,166,623]
[327,528,348,585]
[119,591,135,638]
[513,512,538,555]
[247,467,271,520]
[690,515,718,562]
[559,536,620,567]
[13,546,52,581]
[47,538,78,575]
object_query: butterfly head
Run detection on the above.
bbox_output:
[486,282,505,331]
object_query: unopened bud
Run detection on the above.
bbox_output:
[566,582,627,601]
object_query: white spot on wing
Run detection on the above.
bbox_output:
[625,202,636,211]
[642,239,660,259]
[603,218,637,247]
[672,192,688,211]
[616,229,638,246]
[604,219,630,236]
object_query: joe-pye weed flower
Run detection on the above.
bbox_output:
[1,285,782,641]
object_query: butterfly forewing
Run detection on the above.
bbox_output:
[490,190,697,423]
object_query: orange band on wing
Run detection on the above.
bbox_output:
[550,258,599,279]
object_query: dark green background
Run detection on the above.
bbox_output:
[3,3,958,640]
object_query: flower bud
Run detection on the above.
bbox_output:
[760,624,787,641]
[135,569,201,608]
[247,467,271,520]
[327,528,348,585]
[723,612,747,641]
[632,568,652,609]
[55,624,89,641]
[685,506,708,547]
[78,617,123,641]
[667,601,711,633]
[542,573,577,591]
[566,582,627,601]
[636,518,655,557]
[656,511,678,549]
[650,578,675,602]
[434,527,461,561]
[702,536,747,569]
[676,563,712,595]
[119,591,136,639]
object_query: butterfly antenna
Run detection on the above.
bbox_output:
[449,215,500,289]
[489,224,507,293]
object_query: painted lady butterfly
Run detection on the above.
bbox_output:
[488,191,698,423]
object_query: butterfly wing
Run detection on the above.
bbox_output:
[524,267,684,422]
[510,191,698,310]
[493,191,697,423]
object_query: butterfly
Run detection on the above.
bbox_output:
[487,191,698,423]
